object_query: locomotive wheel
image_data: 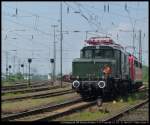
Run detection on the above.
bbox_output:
[128,81,132,93]
[121,81,129,95]
[110,83,120,99]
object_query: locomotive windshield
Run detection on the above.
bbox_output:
[85,50,92,58]
[94,49,114,58]
[80,47,114,59]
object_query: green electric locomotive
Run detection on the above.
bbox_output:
[72,37,142,99]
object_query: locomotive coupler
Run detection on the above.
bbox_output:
[97,96,103,107]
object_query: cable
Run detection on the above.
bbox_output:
[3,5,58,21]
[4,17,53,36]
[74,2,103,31]
[3,4,72,30]
[64,2,99,32]
[110,2,147,11]
[86,3,147,21]
[68,2,112,36]
[73,2,122,34]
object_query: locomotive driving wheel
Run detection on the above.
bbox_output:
[119,81,129,95]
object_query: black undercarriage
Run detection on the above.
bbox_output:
[72,78,142,99]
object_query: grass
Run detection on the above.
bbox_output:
[142,65,149,82]
[55,100,144,121]
[2,92,23,98]
[2,81,16,86]
[55,107,109,121]
[55,90,148,121]
[2,93,79,113]
[127,92,146,103]
[2,86,71,99]
[2,80,28,86]
[143,82,149,88]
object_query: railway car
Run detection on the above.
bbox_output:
[63,75,71,82]
[71,37,143,99]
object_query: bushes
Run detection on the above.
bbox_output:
[7,73,24,82]
[142,65,148,82]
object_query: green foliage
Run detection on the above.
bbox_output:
[2,81,15,86]
[142,65,149,82]
[6,72,24,82]
[121,91,147,105]
[32,75,47,80]
[60,109,108,121]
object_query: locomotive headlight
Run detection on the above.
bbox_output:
[98,81,106,88]
[72,80,80,88]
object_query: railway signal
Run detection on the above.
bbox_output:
[28,58,32,86]
[50,59,54,63]
[21,64,24,67]
[6,67,8,80]
[5,51,9,80]
[51,25,58,84]
[8,65,11,80]
[21,64,24,79]
[9,65,11,69]
[50,58,54,85]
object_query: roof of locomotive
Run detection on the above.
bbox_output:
[73,37,140,62]
[85,37,124,48]
[82,44,128,55]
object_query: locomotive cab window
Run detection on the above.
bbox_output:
[94,49,114,58]
[80,50,84,58]
[84,49,93,58]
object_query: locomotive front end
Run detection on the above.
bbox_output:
[72,58,115,97]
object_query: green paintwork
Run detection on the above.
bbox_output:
[72,59,115,78]
[72,45,125,79]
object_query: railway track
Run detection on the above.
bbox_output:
[2,80,52,91]
[2,85,148,121]
[2,89,74,102]
[1,81,51,92]
[2,83,70,95]
[2,97,96,121]
[100,87,149,122]
[101,98,149,123]
[118,101,149,122]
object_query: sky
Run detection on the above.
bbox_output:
[2,1,149,75]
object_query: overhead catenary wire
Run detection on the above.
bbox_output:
[65,2,113,37]
[3,5,72,30]
[83,2,147,22]
[64,2,101,32]
[4,18,53,36]
[73,2,104,31]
